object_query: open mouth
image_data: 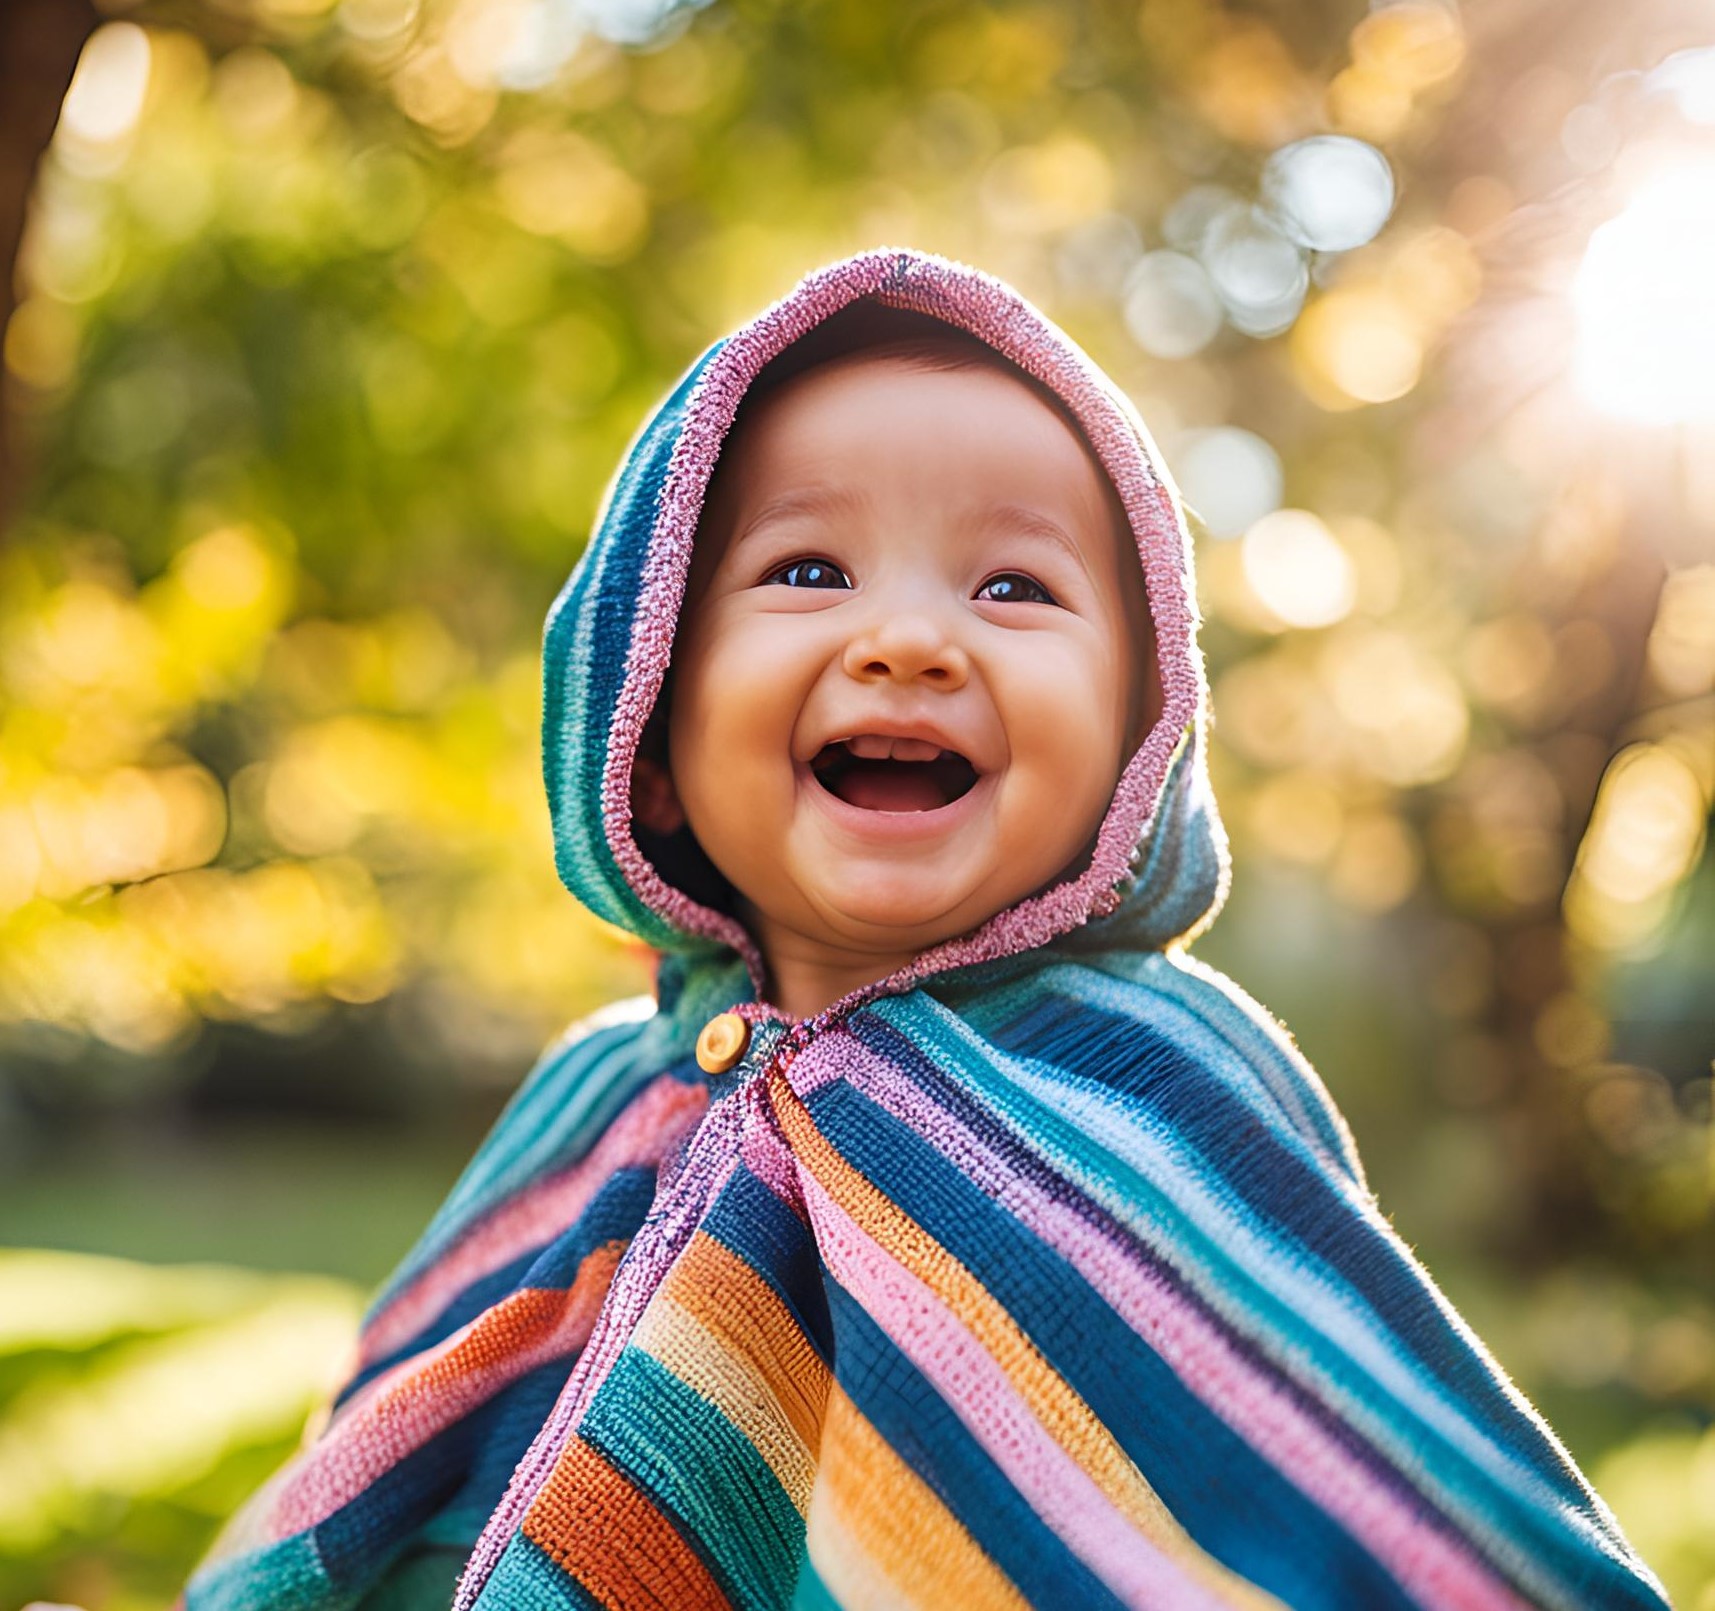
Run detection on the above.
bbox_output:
[808,738,981,814]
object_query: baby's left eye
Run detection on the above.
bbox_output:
[763,558,850,590]
[975,572,1057,605]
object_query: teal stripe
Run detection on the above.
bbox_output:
[187,1534,334,1611]
[1144,953,1367,1184]
[476,1535,603,1609]
[579,1347,807,1608]
[789,1554,843,1610]
[544,340,728,946]
[949,949,1360,1185]
[1037,960,1349,1171]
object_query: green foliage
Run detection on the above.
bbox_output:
[0,1251,362,1611]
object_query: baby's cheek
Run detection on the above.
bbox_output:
[672,638,798,819]
[1009,643,1124,759]
[1000,651,1127,839]
[675,626,769,739]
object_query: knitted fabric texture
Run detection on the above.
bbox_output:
[184,248,1668,1611]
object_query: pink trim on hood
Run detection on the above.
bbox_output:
[601,247,1205,1020]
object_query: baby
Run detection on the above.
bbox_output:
[183,249,1667,1611]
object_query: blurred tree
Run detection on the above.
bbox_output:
[1,0,1711,1603]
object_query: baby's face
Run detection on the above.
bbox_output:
[659,352,1154,994]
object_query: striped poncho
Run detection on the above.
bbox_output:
[186,249,1668,1611]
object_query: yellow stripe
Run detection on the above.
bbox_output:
[807,1380,1031,1611]
[660,1231,830,1455]
[633,1290,820,1515]
[770,1072,1284,1611]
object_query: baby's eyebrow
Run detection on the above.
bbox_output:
[734,485,870,547]
[972,503,1096,579]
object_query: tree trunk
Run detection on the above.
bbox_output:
[0,0,98,527]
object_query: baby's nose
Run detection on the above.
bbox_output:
[841,613,970,688]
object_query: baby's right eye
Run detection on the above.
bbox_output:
[763,558,851,589]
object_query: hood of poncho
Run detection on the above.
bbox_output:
[542,246,1228,1006]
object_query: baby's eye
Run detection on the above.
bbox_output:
[763,558,851,589]
[975,572,1057,605]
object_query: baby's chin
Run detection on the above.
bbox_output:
[787,862,1026,950]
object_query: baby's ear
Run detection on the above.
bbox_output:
[632,755,687,835]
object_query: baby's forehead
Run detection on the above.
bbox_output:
[738,340,1092,458]
[719,301,1109,471]
[705,345,1136,559]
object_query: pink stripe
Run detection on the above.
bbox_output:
[270,1266,616,1538]
[837,1040,1532,1611]
[740,1095,809,1212]
[598,247,1216,1013]
[798,1163,1229,1611]
[361,1076,707,1364]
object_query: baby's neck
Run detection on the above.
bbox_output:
[746,912,921,1022]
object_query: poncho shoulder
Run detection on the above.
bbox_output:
[183,248,1668,1611]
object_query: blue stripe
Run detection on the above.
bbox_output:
[425,1363,571,1546]
[807,1068,1417,1610]
[996,993,1581,1497]
[1132,956,1365,1182]
[317,1360,573,1591]
[1047,954,1362,1181]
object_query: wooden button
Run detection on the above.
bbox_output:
[695,1011,750,1074]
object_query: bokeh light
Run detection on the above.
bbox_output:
[1263,135,1395,252]
[1122,250,1223,359]
[1328,2,1466,142]
[1566,743,1710,952]
[1240,509,1357,629]
[58,24,152,149]
[1648,47,1715,126]
[1172,427,1284,539]
[982,135,1113,236]
[1645,565,1715,699]
[1201,204,1308,336]
[1574,164,1715,425]
[1322,628,1469,786]
[1292,286,1424,407]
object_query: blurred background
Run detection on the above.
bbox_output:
[0,0,1710,1603]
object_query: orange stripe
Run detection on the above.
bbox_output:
[769,1072,1284,1611]
[809,1381,1030,1610]
[524,1434,731,1611]
[659,1232,830,1453]
[378,1239,624,1401]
